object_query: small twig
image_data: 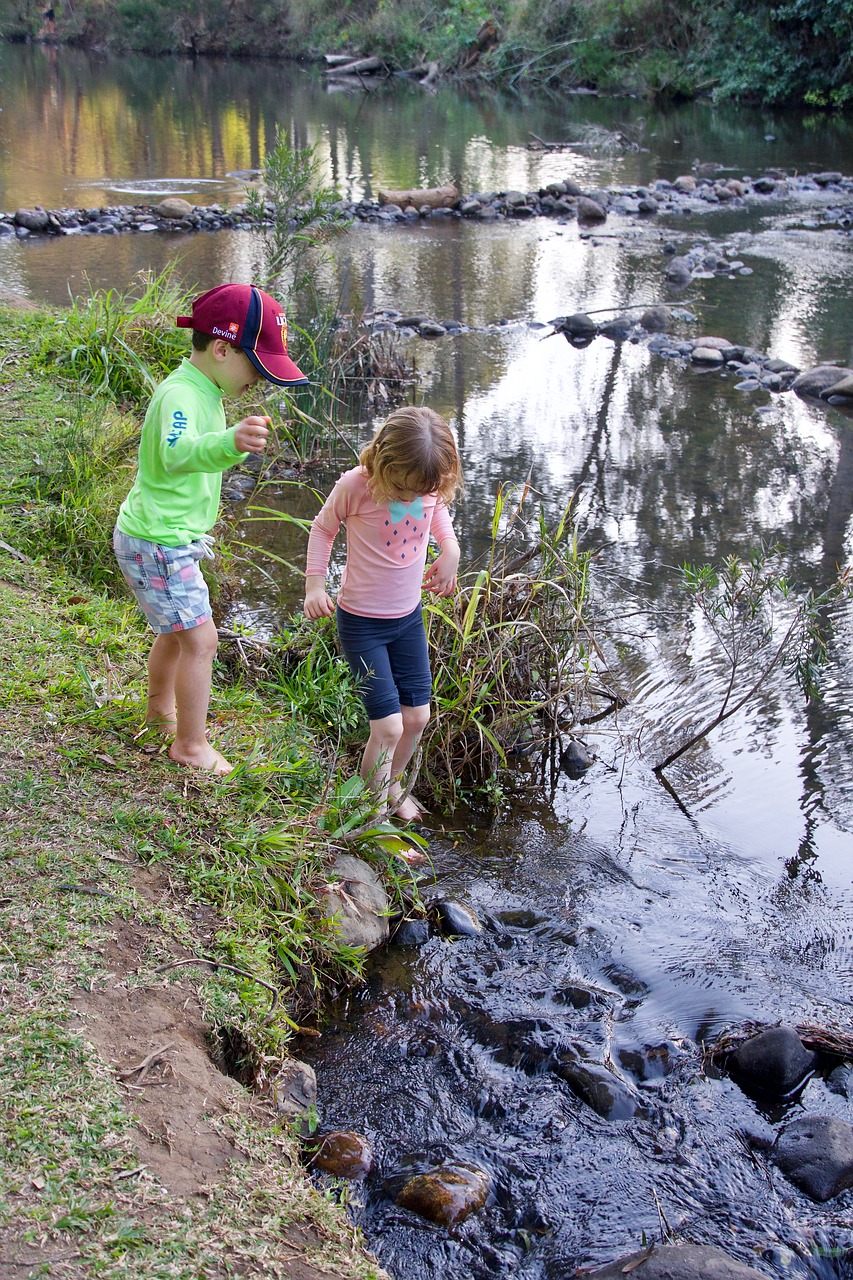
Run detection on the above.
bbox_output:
[152,956,279,1015]
[117,1041,175,1081]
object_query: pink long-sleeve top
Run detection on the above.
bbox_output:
[305,466,459,618]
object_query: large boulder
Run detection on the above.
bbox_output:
[577,196,607,222]
[323,854,390,952]
[156,196,194,219]
[585,1244,767,1279]
[793,365,853,398]
[14,207,50,232]
[729,1025,816,1096]
[773,1115,853,1201]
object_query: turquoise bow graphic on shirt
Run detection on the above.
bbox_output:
[388,496,425,523]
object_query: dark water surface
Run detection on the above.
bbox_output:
[3,41,853,1278]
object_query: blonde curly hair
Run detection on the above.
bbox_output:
[359,406,463,505]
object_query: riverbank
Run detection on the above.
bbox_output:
[0,300,387,1279]
[3,0,852,108]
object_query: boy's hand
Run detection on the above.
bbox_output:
[304,576,336,619]
[234,415,271,454]
[423,542,460,597]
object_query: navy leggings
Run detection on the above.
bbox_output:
[336,603,432,721]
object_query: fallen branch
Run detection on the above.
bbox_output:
[377,184,459,210]
[325,55,386,76]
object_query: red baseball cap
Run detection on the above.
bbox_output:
[177,283,308,387]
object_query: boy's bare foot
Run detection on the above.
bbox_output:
[168,743,233,775]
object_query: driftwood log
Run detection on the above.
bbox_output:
[324,55,386,76]
[377,184,460,210]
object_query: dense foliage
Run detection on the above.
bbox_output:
[1,0,850,107]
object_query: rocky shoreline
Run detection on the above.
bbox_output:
[4,167,853,241]
[5,171,853,414]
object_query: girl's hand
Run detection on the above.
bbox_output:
[234,415,271,454]
[304,576,336,618]
[423,543,460,597]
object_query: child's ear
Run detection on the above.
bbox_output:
[210,338,231,361]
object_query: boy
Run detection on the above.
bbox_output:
[113,283,307,774]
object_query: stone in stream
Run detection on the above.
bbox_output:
[577,196,607,222]
[728,1025,816,1096]
[156,196,195,218]
[310,1130,374,1180]
[431,899,482,938]
[584,1243,768,1279]
[552,1056,642,1119]
[773,1114,853,1201]
[396,1162,490,1226]
[323,854,390,953]
[793,364,853,398]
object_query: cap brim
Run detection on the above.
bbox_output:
[245,349,310,387]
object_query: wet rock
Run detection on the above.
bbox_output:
[586,1243,768,1279]
[156,196,194,218]
[763,357,799,377]
[618,1041,677,1080]
[14,206,50,231]
[826,1062,853,1098]
[822,373,853,401]
[729,1025,816,1096]
[673,175,697,194]
[692,345,725,364]
[552,981,612,1010]
[599,315,634,340]
[323,854,390,953]
[577,196,607,222]
[474,1015,562,1073]
[559,738,594,776]
[418,321,447,338]
[311,1130,374,1180]
[271,1057,317,1121]
[397,1162,490,1226]
[773,1115,853,1201]
[552,1057,641,1119]
[392,917,431,947]
[640,305,672,332]
[552,313,598,342]
[432,899,482,938]
[665,256,693,284]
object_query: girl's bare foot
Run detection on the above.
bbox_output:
[145,713,178,737]
[394,794,424,822]
[169,743,233,775]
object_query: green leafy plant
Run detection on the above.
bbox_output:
[245,128,350,301]
[423,480,610,806]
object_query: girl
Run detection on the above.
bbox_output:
[304,406,463,820]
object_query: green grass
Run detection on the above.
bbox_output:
[0,298,399,1276]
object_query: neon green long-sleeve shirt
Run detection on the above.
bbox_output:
[116,358,248,546]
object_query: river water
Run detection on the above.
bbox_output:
[3,41,853,1279]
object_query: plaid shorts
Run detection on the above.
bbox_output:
[113,528,212,634]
